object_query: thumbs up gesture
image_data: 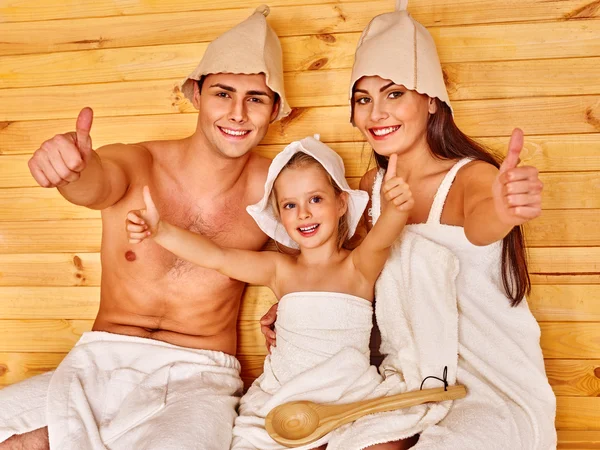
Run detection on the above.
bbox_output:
[382,153,414,213]
[492,128,543,226]
[126,186,161,244]
[28,107,95,188]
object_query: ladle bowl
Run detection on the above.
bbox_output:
[265,385,467,448]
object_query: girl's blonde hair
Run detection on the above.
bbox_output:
[269,152,350,249]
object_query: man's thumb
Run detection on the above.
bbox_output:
[500,128,523,173]
[75,107,94,157]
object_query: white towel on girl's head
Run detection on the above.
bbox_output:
[43,331,242,450]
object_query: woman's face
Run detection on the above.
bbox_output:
[352,76,436,158]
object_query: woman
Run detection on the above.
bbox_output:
[262,3,556,449]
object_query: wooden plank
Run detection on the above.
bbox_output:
[539,172,600,210]
[1,10,598,61]
[545,360,600,397]
[529,248,600,275]
[477,134,600,173]
[0,209,597,254]
[0,187,101,220]
[0,320,93,352]
[3,0,597,25]
[0,2,393,56]
[0,0,598,26]
[0,253,101,287]
[431,20,600,64]
[556,397,600,430]
[540,323,600,359]
[531,274,600,285]
[557,430,600,449]
[0,352,64,387]
[529,285,600,322]
[0,287,99,319]
[0,220,102,253]
[0,0,372,23]
[524,210,600,247]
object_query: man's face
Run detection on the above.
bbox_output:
[193,73,279,159]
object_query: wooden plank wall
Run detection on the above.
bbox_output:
[0,0,599,447]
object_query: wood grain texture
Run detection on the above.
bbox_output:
[556,397,600,430]
[545,360,600,397]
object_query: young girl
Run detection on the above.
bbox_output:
[126,136,416,450]
[262,3,556,450]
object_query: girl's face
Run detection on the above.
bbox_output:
[274,164,347,250]
[352,76,437,158]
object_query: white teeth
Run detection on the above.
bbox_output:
[372,126,400,136]
[299,224,318,232]
[221,127,250,136]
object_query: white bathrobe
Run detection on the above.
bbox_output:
[332,160,557,450]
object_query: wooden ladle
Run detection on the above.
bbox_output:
[265,384,466,448]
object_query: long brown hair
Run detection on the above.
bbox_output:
[270,152,351,250]
[352,97,530,306]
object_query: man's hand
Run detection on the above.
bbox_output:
[28,107,95,188]
[260,302,278,353]
[126,186,161,244]
[492,129,543,226]
[382,153,414,213]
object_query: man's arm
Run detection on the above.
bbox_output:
[28,107,131,210]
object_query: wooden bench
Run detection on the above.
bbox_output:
[0,0,598,446]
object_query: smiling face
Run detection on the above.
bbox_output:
[193,73,280,159]
[272,159,348,250]
[351,76,437,158]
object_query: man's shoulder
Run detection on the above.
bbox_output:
[246,152,271,182]
[96,141,152,159]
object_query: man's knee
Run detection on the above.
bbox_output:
[0,427,49,450]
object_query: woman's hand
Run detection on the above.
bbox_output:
[492,129,543,226]
[260,303,278,353]
[126,186,161,244]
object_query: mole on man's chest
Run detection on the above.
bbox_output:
[125,250,137,262]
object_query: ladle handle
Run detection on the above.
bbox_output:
[318,385,467,425]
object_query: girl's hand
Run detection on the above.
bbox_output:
[126,186,161,244]
[492,129,543,226]
[382,153,414,213]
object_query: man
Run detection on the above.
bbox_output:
[0,5,290,449]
